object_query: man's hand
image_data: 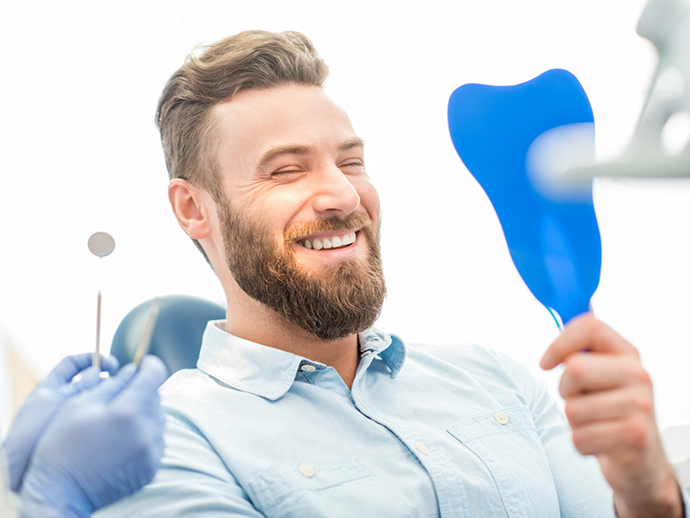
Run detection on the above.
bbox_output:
[541,314,684,518]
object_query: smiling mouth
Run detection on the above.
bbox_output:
[297,230,358,251]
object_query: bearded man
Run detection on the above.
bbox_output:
[96,31,687,518]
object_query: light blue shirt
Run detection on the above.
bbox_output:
[97,321,617,517]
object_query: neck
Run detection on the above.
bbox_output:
[225,292,360,389]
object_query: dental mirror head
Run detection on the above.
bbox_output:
[88,232,115,258]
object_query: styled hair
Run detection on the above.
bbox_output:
[156,30,330,261]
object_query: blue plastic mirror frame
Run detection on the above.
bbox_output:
[447,69,601,325]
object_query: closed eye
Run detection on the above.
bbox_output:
[271,168,303,176]
[341,161,364,169]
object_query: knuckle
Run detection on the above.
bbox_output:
[624,418,649,450]
[558,375,570,398]
[629,391,653,414]
[622,359,652,386]
[571,429,589,454]
[634,367,652,387]
[584,316,604,337]
[629,344,641,360]
[564,400,579,423]
[565,356,585,379]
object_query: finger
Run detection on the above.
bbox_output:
[571,416,651,458]
[559,353,651,398]
[52,356,121,399]
[42,354,120,390]
[42,354,95,388]
[113,356,169,408]
[80,363,139,403]
[564,386,654,426]
[101,355,120,374]
[133,355,169,392]
[541,315,637,370]
[64,366,103,394]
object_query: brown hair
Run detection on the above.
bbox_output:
[156,30,330,261]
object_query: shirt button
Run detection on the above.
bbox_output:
[354,393,365,406]
[494,411,509,425]
[299,464,315,477]
[300,364,316,372]
[415,442,429,455]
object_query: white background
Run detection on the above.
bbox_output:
[1,0,688,435]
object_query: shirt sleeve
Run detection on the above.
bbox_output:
[491,349,617,518]
[94,414,265,518]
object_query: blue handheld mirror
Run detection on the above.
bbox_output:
[447,69,601,326]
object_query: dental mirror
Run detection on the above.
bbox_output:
[88,232,115,258]
[88,232,116,369]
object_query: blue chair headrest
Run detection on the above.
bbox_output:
[110,295,226,375]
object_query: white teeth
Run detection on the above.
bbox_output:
[301,232,357,250]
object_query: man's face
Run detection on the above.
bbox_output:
[212,85,385,340]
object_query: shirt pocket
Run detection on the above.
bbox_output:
[247,458,406,518]
[447,405,560,518]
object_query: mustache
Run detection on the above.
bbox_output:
[283,211,372,245]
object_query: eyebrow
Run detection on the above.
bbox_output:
[338,137,365,152]
[255,137,365,171]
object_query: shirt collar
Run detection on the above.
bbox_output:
[196,321,407,401]
[359,327,406,377]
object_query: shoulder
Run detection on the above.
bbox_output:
[158,368,247,430]
[159,367,207,396]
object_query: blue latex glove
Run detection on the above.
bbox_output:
[18,355,168,518]
[2,353,119,492]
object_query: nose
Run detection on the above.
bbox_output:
[310,165,361,217]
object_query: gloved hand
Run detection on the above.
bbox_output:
[18,355,169,518]
[2,353,119,492]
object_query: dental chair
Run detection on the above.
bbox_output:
[110,295,226,375]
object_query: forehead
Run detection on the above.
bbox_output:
[212,85,359,172]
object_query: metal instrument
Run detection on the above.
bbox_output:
[87,232,116,369]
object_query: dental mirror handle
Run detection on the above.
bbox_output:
[94,290,102,369]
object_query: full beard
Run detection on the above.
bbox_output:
[220,204,386,341]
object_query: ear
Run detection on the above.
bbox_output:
[168,179,214,240]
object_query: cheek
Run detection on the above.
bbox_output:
[357,181,381,221]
